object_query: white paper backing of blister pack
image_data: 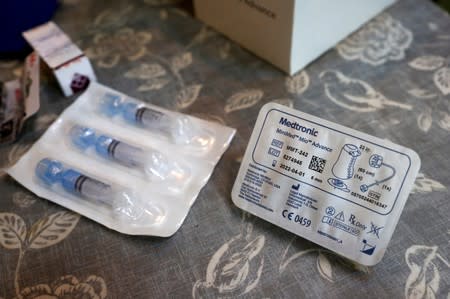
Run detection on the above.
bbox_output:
[231,103,420,266]
[7,82,236,237]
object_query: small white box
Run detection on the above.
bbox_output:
[194,0,396,74]
[23,22,96,97]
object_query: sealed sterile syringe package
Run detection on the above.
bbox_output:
[232,103,420,265]
[7,82,235,236]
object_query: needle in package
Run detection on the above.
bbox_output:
[7,82,236,236]
[68,125,189,183]
[35,158,155,222]
[99,92,211,147]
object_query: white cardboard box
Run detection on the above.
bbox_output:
[194,0,396,74]
[23,22,96,97]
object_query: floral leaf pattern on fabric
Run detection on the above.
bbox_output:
[279,246,314,273]
[408,56,450,96]
[405,245,438,299]
[85,28,152,68]
[411,173,447,194]
[16,275,107,299]
[409,56,445,71]
[125,63,166,79]
[433,67,450,95]
[286,71,310,95]
[225,90,263,113]
[113,28,203,97]
[28,211,80,249]
[280,237,370,281]
[320,70,412,112]
[91,5,133,30]
[12,192,36,209]
[336,13,412,65]
[192,215,265,298]
[405,245,449,299]
[0,210,88,298]
[138,77,170,91]
[317,253,334,283]
[407,88,437,100]
[417,109,433,132]
[407,55,450,132]
[176,84,202,109]
[0,213,27,250]
[125,63,172,92]
[437,112,450,131]
[171,52,192,72]
[271,98,294,108]
[186,26,217,50]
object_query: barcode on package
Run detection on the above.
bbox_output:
[308,156,326,173]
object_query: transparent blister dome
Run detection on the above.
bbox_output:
[35,158,163,226]
[68,125,191,185]
[6,82,236,236]
[99,93,214,149]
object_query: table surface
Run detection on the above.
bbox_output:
[1,0,449,298]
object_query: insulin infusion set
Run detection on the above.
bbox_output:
[7,83,420,265]
[232,103,420,265]
[7,82,235,236]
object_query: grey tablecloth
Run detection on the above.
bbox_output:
[1,0,449,298]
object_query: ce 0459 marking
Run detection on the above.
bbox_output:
[282,210,311,227]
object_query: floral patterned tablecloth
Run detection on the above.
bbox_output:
[1,0,449,298]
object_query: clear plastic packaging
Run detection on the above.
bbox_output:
[99,92,213,148]
[68,125,189,183]
[7,82,235,236]
[35,158,160,223]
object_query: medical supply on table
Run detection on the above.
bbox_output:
[7,82,236,236]
[35,158,114,202]
[35,157,163,224]
[100,93,207,146]
[232,103,420,265]
[69,125,188,181]
[35,158,149,220]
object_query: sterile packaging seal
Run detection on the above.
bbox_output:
[232,103,420,265]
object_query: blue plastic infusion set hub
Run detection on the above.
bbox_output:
[35,158,64,186]
[35,158,112,202]
[69,125,146,168]
[70,126,96,151]
[100,92,123,117]
[100,92,167,129]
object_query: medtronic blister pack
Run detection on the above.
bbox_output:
[231,103,420,265]
[7,82,236,236]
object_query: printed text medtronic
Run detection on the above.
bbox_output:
[279,117,318,136]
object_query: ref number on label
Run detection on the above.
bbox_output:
[282,210,311,227]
